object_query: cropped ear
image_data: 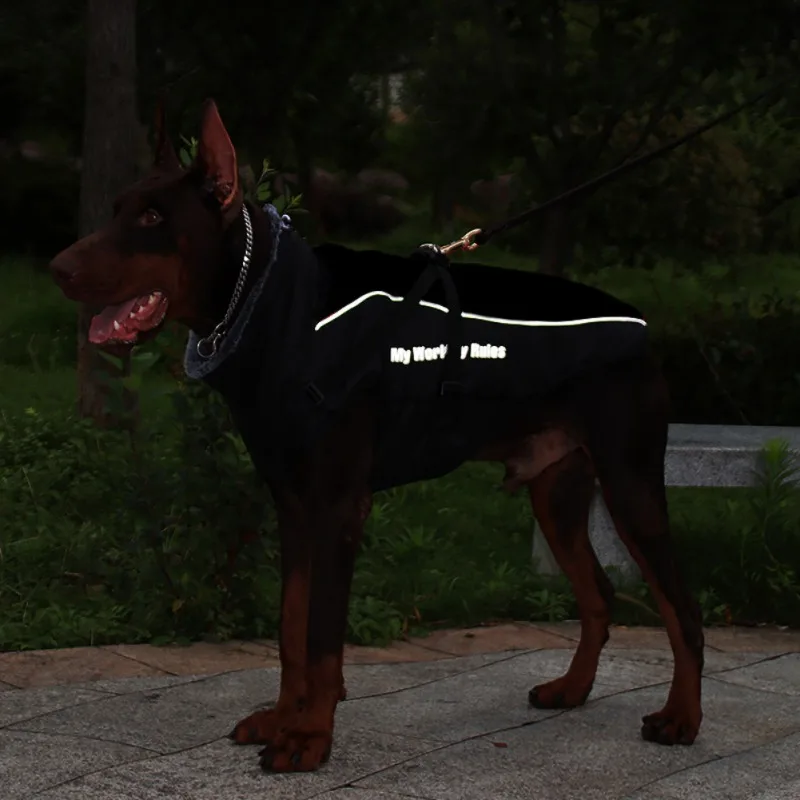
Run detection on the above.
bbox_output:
[153,96,182,171]
[196,99,240,212]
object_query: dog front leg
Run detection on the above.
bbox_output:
[257,490,369,772]
[230,497,312,746]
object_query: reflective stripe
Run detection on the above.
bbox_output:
[314,290,646,331]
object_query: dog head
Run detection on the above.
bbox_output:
[50,99,244,347]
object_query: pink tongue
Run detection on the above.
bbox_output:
[89,298,141,344]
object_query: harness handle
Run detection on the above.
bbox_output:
[306,244,466,407]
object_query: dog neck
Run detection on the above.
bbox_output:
[188,201,276,340]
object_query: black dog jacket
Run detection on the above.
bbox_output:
[185,206,648,491]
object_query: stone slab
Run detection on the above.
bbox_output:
[0,684,110,728]
[336,649,685,744]
[31,729,442,800]
[609,678,800,757]
[408,623,572,656]
[314,791,422,800]
[710,653,800,696]
[356,676,800,800]
[665,423,800,488]
[343,651,512,699]
[704,626,800,654]
[70,673,206,696]
[356,712,711,800]
[0,730,151,800]
[637,648,777,675]
[7,676,254,753]
[627,733,800,799]
[342,640,450,664]
[4,649,800,799]
[0,645,168,688]
[105,641,277,676]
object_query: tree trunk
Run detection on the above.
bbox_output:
[77,0,140,424]
[538,202,573,276]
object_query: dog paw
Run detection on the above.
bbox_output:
[259,730,333,772]
[641,708,701,746]
[528,676,593,709]
[229,709,287,746]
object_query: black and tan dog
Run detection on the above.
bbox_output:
[49,100,704,773]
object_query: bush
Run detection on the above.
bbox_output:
[0,382,568,650]
[0,392,282,650]
[653,298,800,426]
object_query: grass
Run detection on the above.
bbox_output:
[2,247,800,650]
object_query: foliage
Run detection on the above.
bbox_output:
[398,0,799,269]
[3,389,800,651]
[0,398,564,650]
[1,0,799,266]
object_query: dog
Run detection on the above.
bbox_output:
[49,99,704,773]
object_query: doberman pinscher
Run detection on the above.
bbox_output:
[50,100,704,773]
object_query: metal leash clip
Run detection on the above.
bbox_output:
[439,228,482,257]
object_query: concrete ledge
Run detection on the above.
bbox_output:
[533,424,800,580]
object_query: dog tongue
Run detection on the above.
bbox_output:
[89,298,141,344]
[89,293,168,345]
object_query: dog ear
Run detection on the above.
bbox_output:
[153,96,182,171]
[196,99,240,212]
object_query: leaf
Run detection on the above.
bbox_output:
[120,374,142,392]
[255,183,271,202]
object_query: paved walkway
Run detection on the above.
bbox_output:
[2,622,799,799]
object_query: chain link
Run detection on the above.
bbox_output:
[196,204,254,359]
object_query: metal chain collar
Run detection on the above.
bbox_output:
[196,203,254,359]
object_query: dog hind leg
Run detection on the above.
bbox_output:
[527,448,615,709]
[589,362,704,745]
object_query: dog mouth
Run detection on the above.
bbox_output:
[89,292,169,346]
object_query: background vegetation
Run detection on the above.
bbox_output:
[2,0,800,648]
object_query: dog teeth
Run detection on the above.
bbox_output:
[113,321,121,331]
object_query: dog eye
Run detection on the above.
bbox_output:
[137,208,163,227]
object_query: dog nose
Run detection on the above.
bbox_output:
[49,255,79,285]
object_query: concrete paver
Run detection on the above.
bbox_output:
[408,622,574,655]
[710,653,800,696]
[342,640,451,664]
[0,685,113,728]
[1,623,799,799]
[104,640,279,676]
[0,646,168,688]
[703,626,800,653]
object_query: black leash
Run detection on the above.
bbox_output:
[438,81,785,255]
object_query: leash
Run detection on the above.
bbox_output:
[436,81,785,257]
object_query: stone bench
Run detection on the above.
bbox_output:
[532,423,800,580]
